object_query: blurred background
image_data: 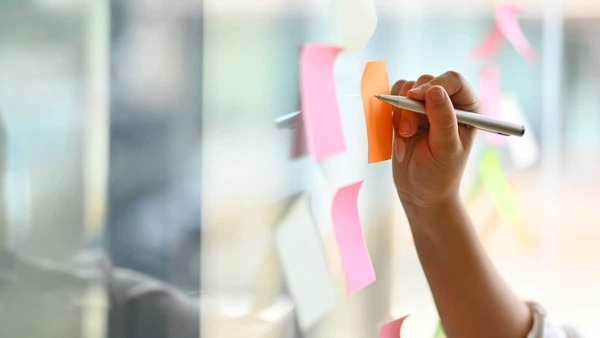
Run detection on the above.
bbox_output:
[1,0,600,337]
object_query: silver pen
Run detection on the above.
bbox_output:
[375,94,525,137]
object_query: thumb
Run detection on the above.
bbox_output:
[425,85,460,152]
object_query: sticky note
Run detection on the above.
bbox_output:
[432,321,445,338]
[380,315,409,338]
[331,180,376,294]
[502,93,539,169]
[361,61,393,163]
[480,149,535,246]
[495,5,536,62]
[251,245,284,312]
[273,194,336,330]
[334,0,378,53]
[473,5,536,62]
[479,149,520,224]
[479,67,506,146]
[300,45,346,162]
[472,26,503,60]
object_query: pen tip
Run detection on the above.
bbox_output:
[374,95,381,99]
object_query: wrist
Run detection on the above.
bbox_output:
[398,189,461,211]
[400,194,466,235]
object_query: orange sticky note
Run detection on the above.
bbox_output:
[361,61,393,163]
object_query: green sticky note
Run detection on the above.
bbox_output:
[433,321,445,338]
[480,149,521,224]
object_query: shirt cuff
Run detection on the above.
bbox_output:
[526,302,580,338]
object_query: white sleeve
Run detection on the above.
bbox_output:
[526,302,582,338]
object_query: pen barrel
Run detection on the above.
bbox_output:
[383,96,525,137]
[455,110,525,137]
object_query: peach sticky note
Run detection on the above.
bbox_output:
[300,45,346,161]
[479,67,507,146]
[472,5,536,62]
[361,61,393,163]
[380,315,409,338]
[331,180,376,294]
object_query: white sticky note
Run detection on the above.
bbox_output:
[334,0,378,53]
[274,194,336,331]
[502,92,539,169]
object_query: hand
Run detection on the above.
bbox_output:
[391,71,480,208]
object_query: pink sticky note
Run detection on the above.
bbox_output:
[479,67,506,146]
[380,315,409,338]
[331,181,376,294]
[472,26,503,60]
[472,5,536,62]
[496,5,536,62]
[300,45,347,161]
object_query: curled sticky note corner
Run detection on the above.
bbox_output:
[380,315,410,338]
[334,0,378,53]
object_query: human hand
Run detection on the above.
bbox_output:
[391,71,480,208]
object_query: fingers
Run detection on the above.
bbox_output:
[407,70,480,113]
[391,80,406,140]
[391,80,407,96]
[392,111,406,163]
[391,81,414,163]
[391,71,478,164]
[391,80,411,163]
[424,85,461,154]
[400,74,433,137]
[396,81,415,137]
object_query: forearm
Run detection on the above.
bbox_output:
[402,196,532,338]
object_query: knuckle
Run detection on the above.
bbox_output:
[443,70,463,83]
[416,74,434,83]
[462,100,481,113]
[402,80,415,88]
[400,81,415,94]
[391,80,407,93]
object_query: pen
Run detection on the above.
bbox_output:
[275,111,301,129]
[375,94,525,137]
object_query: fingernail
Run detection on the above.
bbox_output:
[429,86,447,104]
[400,121,411,137]
[407,86,423,96]
[395,137,406,163]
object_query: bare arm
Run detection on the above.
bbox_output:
[404,198,531,338]
[391,71,532,338]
